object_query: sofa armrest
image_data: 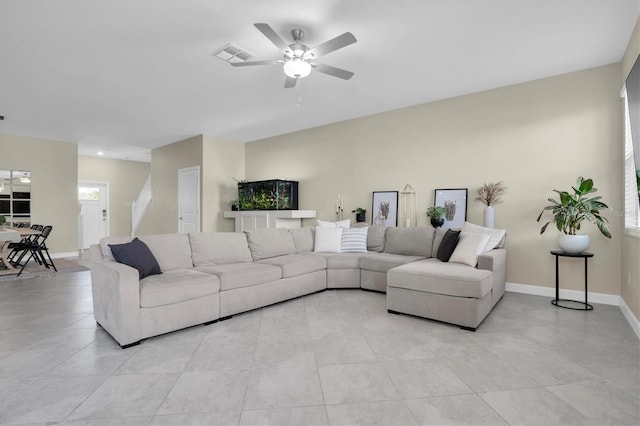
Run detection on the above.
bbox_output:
[91,260,141,346]
[478,248,507,305]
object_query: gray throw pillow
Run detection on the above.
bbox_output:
[109,237,162,279]
[437,229,461,262]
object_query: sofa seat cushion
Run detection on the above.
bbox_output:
[195,263,282,291]
[360,253,426,273]
[140,269,220,308]
[313,252,371,269]
[387,259,492,299]
[259,254,327,278]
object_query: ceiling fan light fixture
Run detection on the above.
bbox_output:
[283,59,311,79]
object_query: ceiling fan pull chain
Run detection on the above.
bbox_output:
[296,79,303,109]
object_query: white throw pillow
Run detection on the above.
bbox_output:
[461,222,506,252]
[314,226,343,253]
[341,227,368,253]
[449,232,490,267]
[317,219,351,229]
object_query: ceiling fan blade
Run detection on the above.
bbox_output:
[306,32,356,58]
[230,59,280,67]
[311,62,354,80]
[254,23,290,52]
[284,76,297,89]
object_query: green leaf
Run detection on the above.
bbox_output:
[578,178,594,194]
[540,222,550,234]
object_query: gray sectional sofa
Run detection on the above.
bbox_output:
[90,225,507,348]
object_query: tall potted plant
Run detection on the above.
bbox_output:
[537,176,611,253]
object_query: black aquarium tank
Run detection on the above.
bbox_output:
[238,179,299,210]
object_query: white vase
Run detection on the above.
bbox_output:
[557,234,590,253]
[483,206,495,228]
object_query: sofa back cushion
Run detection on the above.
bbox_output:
[431,227,447,257]
[100,236,134,261]
[367,226,386,252]
[189,232,253,266]
[288,227,315,253]
[139,233,193,271]
[245,228,297,260]
[383,227,434,257]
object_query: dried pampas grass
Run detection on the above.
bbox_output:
[476,181,505,206]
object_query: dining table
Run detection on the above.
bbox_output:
[0,227,41,276]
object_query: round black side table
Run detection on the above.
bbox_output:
[550,250,594,311]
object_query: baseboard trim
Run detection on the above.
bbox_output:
[51,251,80,259]
[505,282,620,305]
[506,282,639,340]
[620,297,640,340]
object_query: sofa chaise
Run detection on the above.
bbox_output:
[90,224,507,347]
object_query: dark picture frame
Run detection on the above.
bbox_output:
[434,188,468,229]
[372,191,398,227]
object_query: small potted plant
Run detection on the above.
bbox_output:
[426,206,446,228]
[537,176,611,253]
[352,207,366,223]
[0,214,6,229]
[230,200,239,211]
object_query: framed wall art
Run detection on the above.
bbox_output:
[434,188,467,229]
[372,191,398,227]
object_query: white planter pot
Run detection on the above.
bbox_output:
[483,206,495,228]
[557,234,590,253]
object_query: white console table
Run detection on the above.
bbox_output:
[224,210,317,232]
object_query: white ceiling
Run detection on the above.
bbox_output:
[0,0,638,163]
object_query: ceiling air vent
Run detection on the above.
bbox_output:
[213,43,254,64]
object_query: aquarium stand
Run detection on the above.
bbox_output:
[224,210,316,232]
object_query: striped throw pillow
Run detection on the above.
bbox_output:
[341,227,368,253]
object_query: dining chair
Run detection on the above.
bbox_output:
[15,225,57,276]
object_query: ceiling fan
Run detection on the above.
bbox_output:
[231,23,357,88]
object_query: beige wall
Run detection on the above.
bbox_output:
[622,16,640,320]
[247,64,623,295]
[145,135,203,235]
[202,136,245,232]
[78,156,151,238]
[0,134,78,254]
[144,134,245,234]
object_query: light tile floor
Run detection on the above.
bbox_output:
[0,270,638,425]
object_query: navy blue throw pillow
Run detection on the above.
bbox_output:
[109,237,161,279]
[437,229,461,262]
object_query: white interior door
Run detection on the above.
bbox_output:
[178,166,200,233]
[78,182,109,249]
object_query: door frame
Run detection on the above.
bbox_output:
[177,166,201,233]
[78,180,110,249]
